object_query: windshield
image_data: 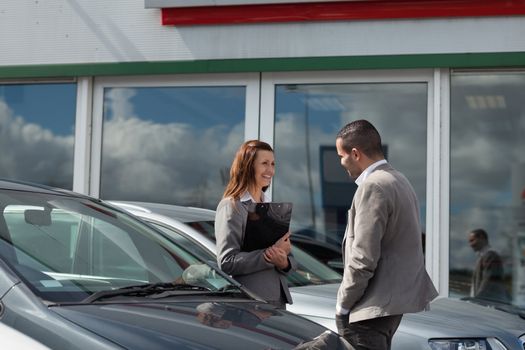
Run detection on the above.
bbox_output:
[0,190,238,303]
[151,217,342,287]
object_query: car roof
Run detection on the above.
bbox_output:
[107,201,216,223]
[0,178,63,193]
[0,178,89,199]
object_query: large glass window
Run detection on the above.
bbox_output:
[450,72,525,308]
[99,86,245,209]
[272,83,428,246]
[0,83,76,189]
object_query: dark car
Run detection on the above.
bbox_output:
[111,200,525,350]
[0,179,347,350]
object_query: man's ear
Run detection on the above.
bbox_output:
[351,148,360,160]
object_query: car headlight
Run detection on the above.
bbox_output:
[429,338,507,350]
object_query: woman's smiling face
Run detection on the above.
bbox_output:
[252,150,275,190]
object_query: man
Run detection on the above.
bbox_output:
[468,228,508,302]
[334,120,438,350]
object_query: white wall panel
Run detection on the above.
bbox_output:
[1,0,524,66]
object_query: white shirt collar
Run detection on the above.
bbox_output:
[355,159,387,186]
[240,190,270,203]
[477,244,491,257]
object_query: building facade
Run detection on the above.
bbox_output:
[1,0,525,304]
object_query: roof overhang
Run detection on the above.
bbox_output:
[144,0,525,26]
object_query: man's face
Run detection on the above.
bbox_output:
[336,138,362,180]
[468,233,485,252]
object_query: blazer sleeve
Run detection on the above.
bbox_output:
[277,253,298,275]
[215,199,274,276]
[477,251,504,293]
[338,182,389,310]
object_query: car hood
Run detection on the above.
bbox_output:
[399,297,525,338]
[289,284,339,321]
[291,283,340,299]
[289,284,525,347]
[50,299,332,350]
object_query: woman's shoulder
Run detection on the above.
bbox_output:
[216,197,249,222]
[217,197,239,211]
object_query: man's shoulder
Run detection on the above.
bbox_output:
[365,166,417,201]
[483,249,502,260]
[366,165,403,185]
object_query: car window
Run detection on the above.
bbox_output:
[5,205,82,273]
[185,220,216,243]
[287,246,342,287]
[162,215,342,287]
[0,191,237,303]
[148,221,216,261]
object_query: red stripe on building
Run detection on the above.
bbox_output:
[162,0,525,26]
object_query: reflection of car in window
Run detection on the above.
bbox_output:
[110,200,525,350]
[0,180,341,350]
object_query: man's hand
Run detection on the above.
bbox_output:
[335,313,350,336]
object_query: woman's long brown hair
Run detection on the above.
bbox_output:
[223,140,273,200]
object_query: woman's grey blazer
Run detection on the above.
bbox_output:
[215,197,296,305]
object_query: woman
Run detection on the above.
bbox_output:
[215,140,296,308]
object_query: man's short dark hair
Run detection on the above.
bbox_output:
[336,119,383,158]
[471,228,489,242]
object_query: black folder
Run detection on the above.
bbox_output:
[241,202,293,252]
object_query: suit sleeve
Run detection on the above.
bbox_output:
[215,199,274,276]
[337,182,389,311]
[277,253,298,275]
[477,251,504,296]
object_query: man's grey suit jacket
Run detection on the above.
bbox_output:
[337,163,438,323]
[215,197,296,305]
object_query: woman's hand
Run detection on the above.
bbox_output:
[273,232,291,255]
[263,246,289,270]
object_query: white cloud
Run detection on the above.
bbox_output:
[0,99,74,188]
[99,88,243,209]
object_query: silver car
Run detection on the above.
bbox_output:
[110,200,525,350]
[0,322,50,349]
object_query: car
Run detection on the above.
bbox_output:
[289,234,343,273]
[0,179,349,350]
[108,201,344,325]
[0,322,50,349]
[110,200,525,350]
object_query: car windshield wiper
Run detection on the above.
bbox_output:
[81,282,212,304]
[148,285,244,300]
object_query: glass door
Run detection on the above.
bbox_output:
[260,69,438,283]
